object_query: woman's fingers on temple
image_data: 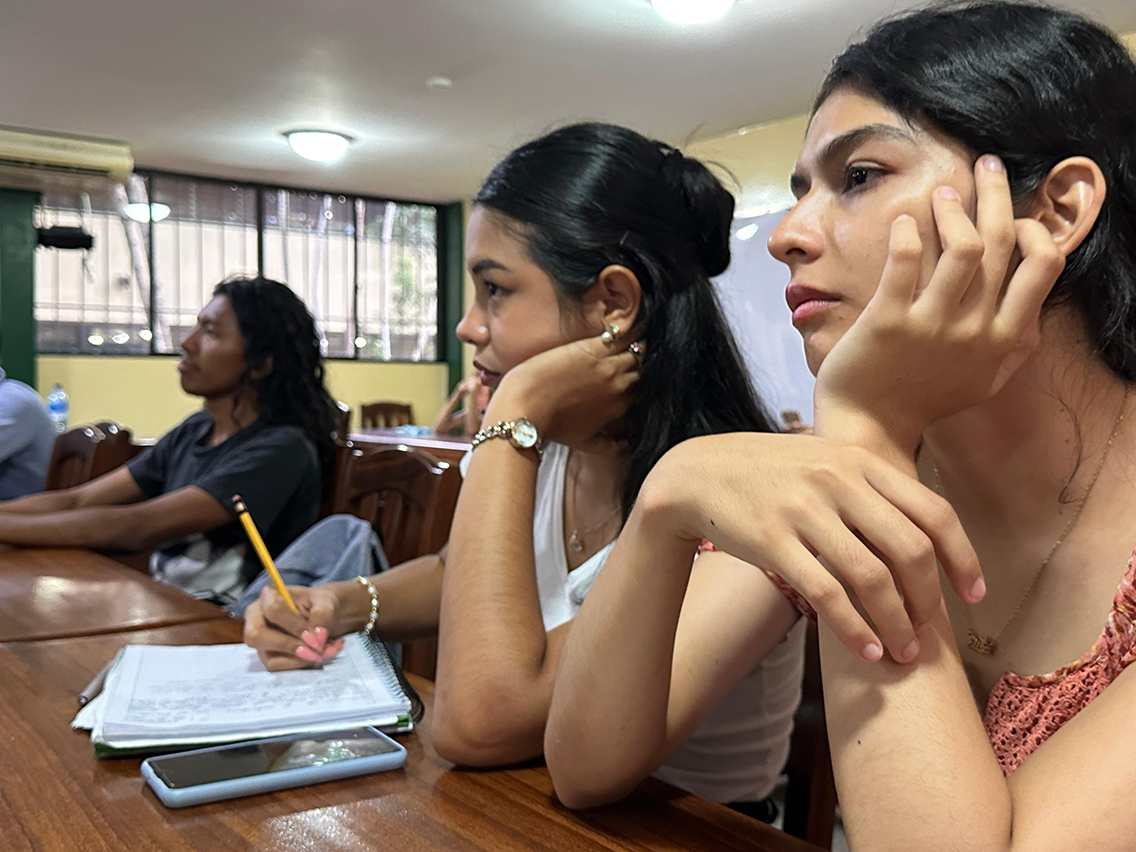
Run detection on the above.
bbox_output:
[997,218,1064,335]
[876,214,923,304]
[924,186,985,309]
[971,155,1017,314]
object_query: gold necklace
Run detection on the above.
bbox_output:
[566,451,621,554]
[931,385,1128,655]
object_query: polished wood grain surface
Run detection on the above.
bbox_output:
[0,548,227,642]
[348,429,470,466]
[0,619,825,852]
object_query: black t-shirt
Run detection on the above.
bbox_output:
[126,410,321,604]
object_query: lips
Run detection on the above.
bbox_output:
[785,282,839,313]
[786,282,841,328]
[472,359,501,387]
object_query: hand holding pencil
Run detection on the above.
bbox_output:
[233,494,345,669]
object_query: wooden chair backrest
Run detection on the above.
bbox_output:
[44,426,106,491]
[336,445,458,565]
[91,421,141,479]
[333,401,352,444]
[360,401,414,430]
[332,444,460,682]
[782,620,837,848]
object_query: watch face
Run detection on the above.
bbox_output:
[512,418,538,448]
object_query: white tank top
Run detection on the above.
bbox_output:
[461,442,805,802]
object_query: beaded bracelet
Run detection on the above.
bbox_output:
[355,575,379,635]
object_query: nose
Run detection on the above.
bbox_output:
[767,199,824,270]
[181,326,200,354]
[455,302,488,348]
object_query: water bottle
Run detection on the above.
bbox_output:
[47,383,69,434]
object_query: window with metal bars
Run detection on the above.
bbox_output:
[33,171,441,362]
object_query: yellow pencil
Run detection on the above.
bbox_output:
[231,495,299,614]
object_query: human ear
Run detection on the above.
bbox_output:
[1028,156,1106,257]
[249,354,274,382]
[582,265,642,336]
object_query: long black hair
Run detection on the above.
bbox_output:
[213,276,337,496]
[475,122,776,519]
[816,1,1136,381]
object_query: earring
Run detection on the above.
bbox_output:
[600,322,620,345]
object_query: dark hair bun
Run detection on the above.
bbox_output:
[660,148,735,277]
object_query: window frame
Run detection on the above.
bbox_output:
[35,167,445,364]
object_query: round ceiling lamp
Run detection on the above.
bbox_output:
[123,202,171,223]
[651,0,735,24]
[285,130,353,163]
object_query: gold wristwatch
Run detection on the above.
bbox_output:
[471,418,544,458]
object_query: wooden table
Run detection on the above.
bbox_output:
[0,548,227,642]
[349,429,471,466]
[0,618,825,852]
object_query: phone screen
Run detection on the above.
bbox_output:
[147,728,401,789]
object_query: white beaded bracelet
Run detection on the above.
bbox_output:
[355,575,379,635]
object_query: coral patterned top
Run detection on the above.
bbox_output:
[753,545,1136,776]
[983,549,1136,774]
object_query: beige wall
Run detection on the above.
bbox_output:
[36,355,448,439]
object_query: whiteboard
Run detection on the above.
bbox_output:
[713,210,816,424]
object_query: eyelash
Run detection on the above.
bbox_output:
[843,165,884,194]
[483,281,502,298]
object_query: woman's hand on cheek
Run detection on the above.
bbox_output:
[813,154,1065,456]
[485,329,641,448]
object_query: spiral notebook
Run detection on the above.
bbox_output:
[72,633,423,757]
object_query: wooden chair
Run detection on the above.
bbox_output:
[333,401,352,444]
[360,401,414,429]
[44,425,106,491]
[782,621,837,848]
[335,445,461,679]
[91,421,142,478]
[320,440,357,519]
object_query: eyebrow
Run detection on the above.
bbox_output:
[789,123,917,197]
[469,258,510,276]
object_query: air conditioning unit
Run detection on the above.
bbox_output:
[0,126,133,192]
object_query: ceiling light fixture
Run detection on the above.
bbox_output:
[651,0,735,25]
[285,130,353,163]
[123,202,171,223]
[426,76,453,90]
[734,223,760,241]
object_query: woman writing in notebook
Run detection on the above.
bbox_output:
[548,3,1136,846]
[245,122,950,815]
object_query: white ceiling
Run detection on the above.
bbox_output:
[3,0,1135,203]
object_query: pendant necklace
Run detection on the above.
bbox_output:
[566,451,621,554]
[931,385,1127,655]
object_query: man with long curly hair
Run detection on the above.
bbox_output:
[0,277,337,606]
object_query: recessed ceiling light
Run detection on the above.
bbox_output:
[651,0,735,24]
[139,329,153,341]
[111,331,130,345]
[426,76,453,90]
[123,202,171,223]
[87,334,104,346]
[285,130,353,163]
[735,223,760,241]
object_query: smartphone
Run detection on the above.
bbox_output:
[141,727,407,808]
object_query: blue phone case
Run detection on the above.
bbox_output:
[140,727,407,808]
